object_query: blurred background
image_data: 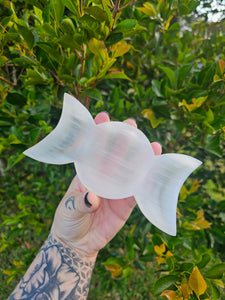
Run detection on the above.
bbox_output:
[0,0,224,298]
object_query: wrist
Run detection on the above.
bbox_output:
[51,229,98,263]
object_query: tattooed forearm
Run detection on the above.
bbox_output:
[8,232,95,300]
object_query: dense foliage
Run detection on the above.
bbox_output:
[0,0,224,299]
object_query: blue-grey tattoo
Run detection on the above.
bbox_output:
[65,196,76,210]
[8,233,94,300]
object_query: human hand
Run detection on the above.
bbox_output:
[51,112,162,260]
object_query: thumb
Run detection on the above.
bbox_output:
[73,191,101,214]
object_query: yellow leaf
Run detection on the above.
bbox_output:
[213,74,222,82]
[189,266,207,297]
[137,2,156,17]
[154,243,166,256]
[156,256,167,264]
[188,179,202,194]
[192,210,211,230]
[104,263,122,277]
[179,185,188,201]
[164,14,174,31]
[111,41,130,57]
[126,61,135,69]
[180,97,207,112]
[161,290,183,300]
[142,108,164,128]
[218,59,225,74]
[88,38,108,62]
[13,260,24,266]
[165,250,173,259]
[179,283,192,298]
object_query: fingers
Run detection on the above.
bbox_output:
[75,191,101,214]
[123,118,137,128]
[151,142,162,155]
[94,112,110,124]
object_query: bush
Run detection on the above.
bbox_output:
[0,0,224,298]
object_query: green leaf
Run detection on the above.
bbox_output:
[187,0,200,13]
[16,24,35,50]
[5,153,25,172]
[34,6,43,23]
[106,32,123,47]
[177,63,195,88]
[179,262,194,272]
[25,68,48,86]
[102,71,131,81]
[42,23,58,38]
[61,18,76,34]
[6,92,27,106]
[153,275,179,296]
[50,0,64,23]
[205,263,225,279]
[197,253,211,269]
[13,57,37,67]
[211,283,221,300]
[84,6,110,26]
[64,0,79,15]
[115,19,137,33]
[205,135,223,157]
[152,79,163,97]
[81,88,103,102]
[0,55,8,67]
[43,3,50,22]
[59,34,82,51]
[159,66,177,88]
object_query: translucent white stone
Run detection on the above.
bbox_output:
[24,93,202,235]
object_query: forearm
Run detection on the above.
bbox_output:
[8,231,96,300]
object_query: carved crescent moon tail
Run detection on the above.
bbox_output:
[24,93,95,164]
[135,154,202,236]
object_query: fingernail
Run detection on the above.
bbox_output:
[102,111,110,116]
[127,118,136,123]
[84,192,92,208]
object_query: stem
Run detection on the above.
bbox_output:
[0,76,17,86]
[100,0,105,10]
[109,0,115,8]
[118,0,136,11]
[113,0,121,18]
[80,0,84,16]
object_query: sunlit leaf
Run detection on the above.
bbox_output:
[180,96,208,112]
[161,290,182,300]
[142,109,164,128]
[111,41,130,57]
[102,71,131,80]
[154,243,166,256]
[104,263,122,277]
[179,283,192,298]
[136,2,156,17]
[189,266,207,296]
[89,38,108,62]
